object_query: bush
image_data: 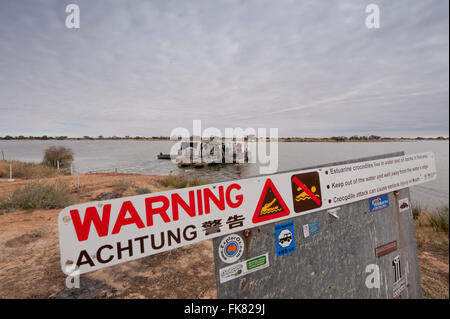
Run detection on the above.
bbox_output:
[136,187,151,195]
[428,206,449,232]
[158,175,210,189]
[42,146,74,169]
[112,178,135,191]
[0,181,75,213]
[412,201,422,220]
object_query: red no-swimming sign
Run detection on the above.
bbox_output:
[59,152,437,274]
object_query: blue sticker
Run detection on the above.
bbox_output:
[303,221,319,238]
[308,221,319,235]
[274,221,296,257]
[369,194,389,212]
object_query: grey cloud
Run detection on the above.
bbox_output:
[0,0,448,137]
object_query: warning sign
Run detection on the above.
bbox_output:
[252,179,290,223]
[291,172,322,213]
[58,152,437,275]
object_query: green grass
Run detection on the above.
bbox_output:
[0,181,75,214]
[158,175,211,189]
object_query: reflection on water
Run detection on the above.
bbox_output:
[0,140,448,208]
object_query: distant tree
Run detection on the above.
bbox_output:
[42,146,74,169]
[332,136,347,142]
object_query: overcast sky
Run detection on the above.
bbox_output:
[0,0,448,137]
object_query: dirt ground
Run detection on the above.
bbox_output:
[414,214,449,299]
[0,173,448,299]
[0,173,216,299]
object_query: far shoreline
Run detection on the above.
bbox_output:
[0,136,448,142]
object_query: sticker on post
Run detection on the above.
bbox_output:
[291,172,322,214]
[218,234,244,264]
[274,222,295,257]
[252,178,290,224]
[369,194,389,212]
[219,253,270,283]
[303,221,319,238]
[398,198,410,213]
[392,255,406,298]
[375,240,397,257]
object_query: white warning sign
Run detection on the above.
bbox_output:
[59,152,437,274]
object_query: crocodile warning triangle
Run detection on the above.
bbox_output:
[252,178,290,224]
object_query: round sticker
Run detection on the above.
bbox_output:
[218,234,244,264]
[278,229,293,248]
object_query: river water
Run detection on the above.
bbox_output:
[0,140,448,209]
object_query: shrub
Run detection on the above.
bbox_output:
[42,146,74,169]
[0,181,75,212]
[428,206,449,233]
[112,178,135,191]
[412,201,422,220]
[136,187,151,195]
[158,175,210,189]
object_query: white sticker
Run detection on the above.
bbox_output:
[218,234,244,264]
[398,198,410,213]
[303,224,310,238]
[219,253,269,283]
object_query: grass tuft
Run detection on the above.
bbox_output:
[0,181,75,213]
[427,206,449,233]
[135,186,151,195]
[0,160,60,179]
[157,175,210,189]
[112,178,135,191]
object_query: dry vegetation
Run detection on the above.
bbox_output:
[157,175,210,189]
[413,206,449,299]
[0,160,60,179]
[0,172,216,299]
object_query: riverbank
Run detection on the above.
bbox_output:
[1,136,448,142]
[0,173,448,298]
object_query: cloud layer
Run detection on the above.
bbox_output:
[0,0,448,137]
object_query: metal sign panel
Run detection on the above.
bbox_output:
[58,152,437,274]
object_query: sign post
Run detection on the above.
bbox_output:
[213,152,426,298]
